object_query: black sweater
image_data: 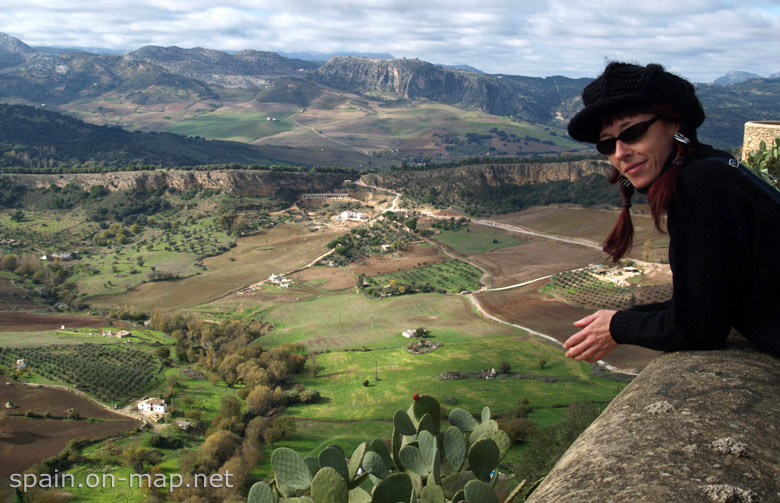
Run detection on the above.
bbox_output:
[610,147,780,358]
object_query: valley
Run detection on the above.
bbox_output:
[0,168,672,501]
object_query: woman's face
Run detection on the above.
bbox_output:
[599,113,679,190]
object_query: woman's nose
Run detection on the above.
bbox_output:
[613,140,632,159]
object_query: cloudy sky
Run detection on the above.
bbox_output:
[2,0,780,82]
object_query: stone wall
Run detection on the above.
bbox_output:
[742,121,780,161]
[526,335,780,503]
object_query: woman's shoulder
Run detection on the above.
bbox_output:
[678,153,738,192]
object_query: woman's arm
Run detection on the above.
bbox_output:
[564,310,618,362]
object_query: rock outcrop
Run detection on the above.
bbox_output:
[526,334,780,503]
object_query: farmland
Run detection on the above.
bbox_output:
[0,177,672,501]
[0,377,143,479]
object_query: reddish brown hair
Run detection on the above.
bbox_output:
[600,105,696,261]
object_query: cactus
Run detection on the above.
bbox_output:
[448,407,478,432]
[251,395,533,502]
[370,438,395,471]
[347,442,367,481]
[468,418,498,445]
[318,446,349,481]
[443,426,467,471]
[467,438,500,482]
[247,481,275,503]
[361,450,388,479]
[399,442,430,477]
[420,484,446,503]
[503,479,528,503]
[394,409,417,435]
[746,137,780,190]
[372,472,414,503]
[417,412,436,434]
[463,480,498,503]
[310,467,348,503]
[481,406,491,423]
[271,447,313,491]
[410,395,442,431]
[477,430,510,461]
[303,456,320,478]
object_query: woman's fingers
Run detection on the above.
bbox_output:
[564,310,619,362]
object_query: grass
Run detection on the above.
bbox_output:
[259,292,518,350]
[364,259,483,293]
[0,330,123,348]
[254,333,624,478]
[167,109,293,142]
[430,226,529,255]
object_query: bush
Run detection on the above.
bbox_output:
[500,418,538,443]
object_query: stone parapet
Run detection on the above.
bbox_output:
[742,121,780,161]
[526,335,780,503]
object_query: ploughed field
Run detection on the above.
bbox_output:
[0,377,142,478]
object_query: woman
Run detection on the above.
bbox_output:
[563,62,780,362]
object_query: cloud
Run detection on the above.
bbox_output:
[1,0,779,81]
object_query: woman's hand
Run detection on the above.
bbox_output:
[564,310,619,363]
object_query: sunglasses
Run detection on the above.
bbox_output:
[596,116,662,155]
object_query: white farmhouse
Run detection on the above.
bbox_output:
[138,398,168,414]
[340,211,368,222]
[402,329,417,338]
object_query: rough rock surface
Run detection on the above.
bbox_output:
[526,335,780,503]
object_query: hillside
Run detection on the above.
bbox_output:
[311,57,527,118]
[0,104,297,170]
[1,30,780,163]
[127,46,319,88]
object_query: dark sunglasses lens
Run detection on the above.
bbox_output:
[596,139,616,155]
[619,122,648,143]
[596,120,651,155]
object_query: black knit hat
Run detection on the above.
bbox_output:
[567,62,705,144]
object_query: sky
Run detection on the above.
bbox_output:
[1,0,780,83]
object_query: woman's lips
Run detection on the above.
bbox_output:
[624,161,644,177]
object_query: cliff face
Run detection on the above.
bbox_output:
[2,169,347,196]
[362,159,611,198]
[311,57,528,118]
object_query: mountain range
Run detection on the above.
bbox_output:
[1,31,779,165]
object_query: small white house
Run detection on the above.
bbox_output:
[402,329,417,338]
[138,398,168,414]
[340,211,368,222]
[14,359,26,371]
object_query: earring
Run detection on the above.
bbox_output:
[673,132,690,144]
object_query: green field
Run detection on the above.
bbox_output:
[430,226,529,255]
[260,292,516,350]
[167,109,293,142]
[364,259,483,293]
[254,332,623,478]
[249,289,625,478]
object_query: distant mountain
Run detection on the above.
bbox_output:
[1,32,780,151]
[437,64,484,73]
[0,104,291,170]
[713,70,762,85]
[280,51,394,62]
[771,71,780,79]
[311,56,528,118]
[127,46,320,88]
[0,33,36,70]
[0,33,35,54]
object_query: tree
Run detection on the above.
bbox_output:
[198,430,242,471]
[246,385,274,416]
